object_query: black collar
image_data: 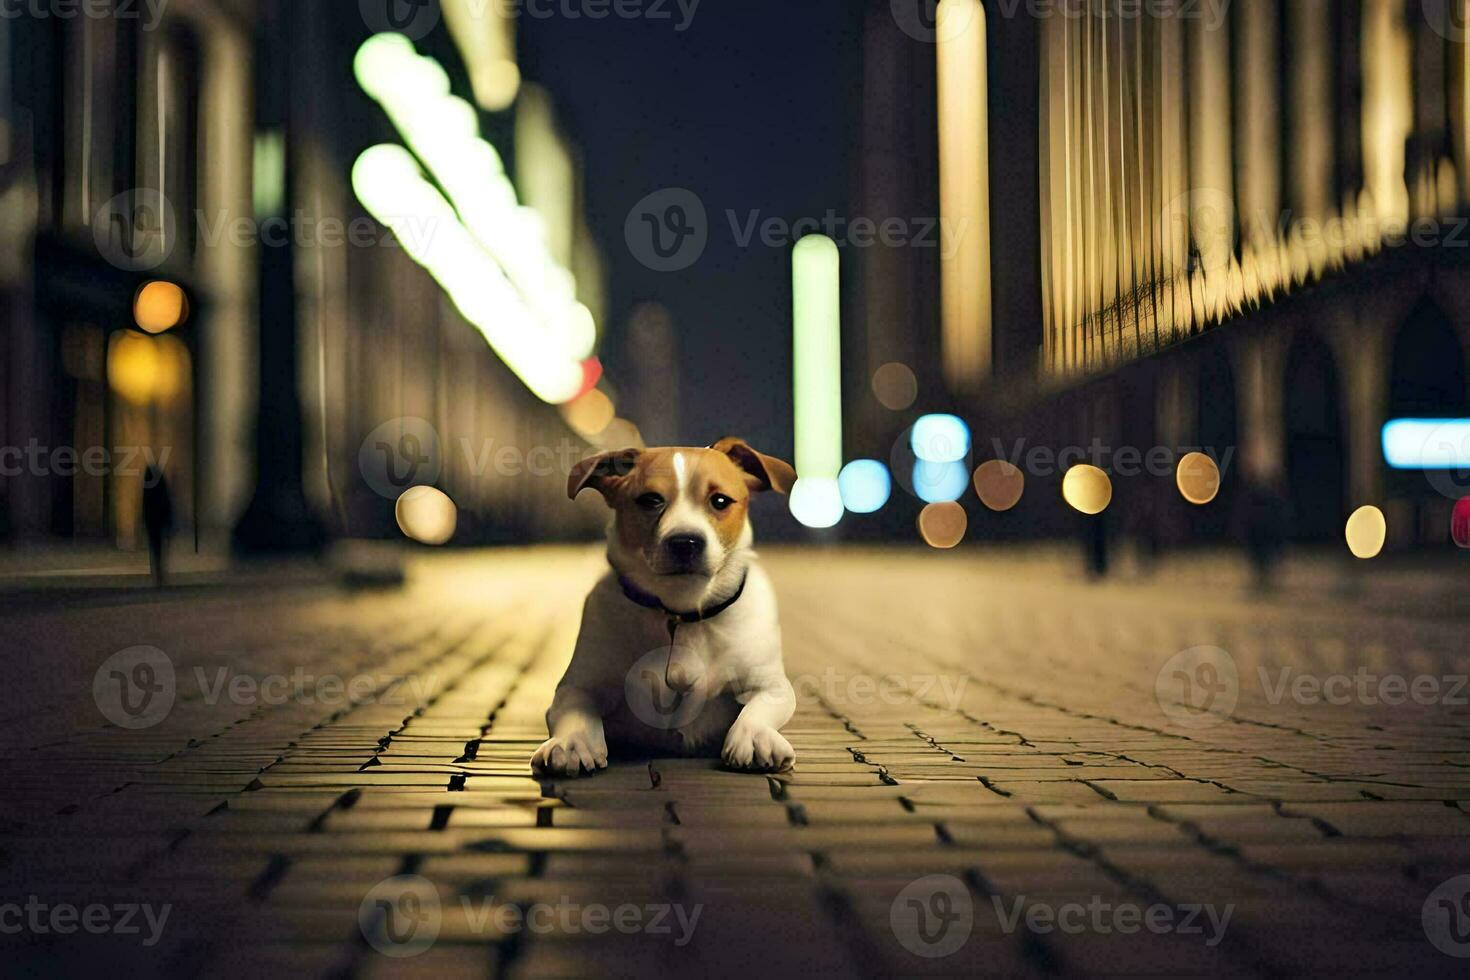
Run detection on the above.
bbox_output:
[617,573,748,627]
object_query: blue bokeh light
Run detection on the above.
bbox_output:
[1382,418,1470,469]
[911,414,971,463]
[788,477,844,529]
[913,459,970,503]
[838,460,892,514]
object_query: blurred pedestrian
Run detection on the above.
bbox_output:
[1239,482,1286,594]
[143,466,174,588]
[1084,511,1109,579]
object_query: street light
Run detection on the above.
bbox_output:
[791,234,843,529]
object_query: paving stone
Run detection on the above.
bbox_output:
[671,824,940,854]
[416,854,535,885]
[550,807,672,828]
[8,549,1469,974]
[354,944,498,980]
[671,803,792,827]
[941,822,1067,848]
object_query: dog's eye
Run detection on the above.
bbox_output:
[636,493,665,511]
[710,494,734,511]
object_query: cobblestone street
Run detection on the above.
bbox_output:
[5,546,1470,977]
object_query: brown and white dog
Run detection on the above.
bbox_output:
[531,438,798,776]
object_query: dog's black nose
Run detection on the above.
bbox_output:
[665,535,706,563]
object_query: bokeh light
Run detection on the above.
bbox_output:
[352,35,598,403]
[108,332,188,405]
[789,477,844,529]
[871,362,918,411]
[1176,451,1222,505]
[918,502,967,549]
[561,388,615,438]
[936,0,991,389]
[838,460,892,514]
[352,143,588,403]
[911,414,970,463]
[1382,418,1470,468]
[1453,497,1470,549]
[1345,505,1386,559]
[396,486,458,545]
[792,235,844,493]
[913,459,970,503]
[1062,464,1112,515]
[592,417,645,451]
[973,459,1024,511]
[133,281,188,334]
[471,59,521,111]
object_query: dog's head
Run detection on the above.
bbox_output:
[569,437,795,606]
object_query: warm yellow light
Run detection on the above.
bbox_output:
[1362,0,1411,227]
[1345,505,1387,560]
[1062,465,1112,515]
[1176,452,1222,505]
[918,502,968,549]
[515,85,576,269]
[396,486,458,546]
[473,60,522,112]
[936,0,991,389]
[443,0,520,111]
[561,389,615,438]
[108,331,188,405]
[594,418,645,451]
[871,362,917,411]
[108,332,160,405]
[134,281,187,334]
[973,460,1025,512]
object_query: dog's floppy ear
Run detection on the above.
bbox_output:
[568,448,641,502]
[711,437,796,494]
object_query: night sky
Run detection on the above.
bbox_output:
[520,0,866,459]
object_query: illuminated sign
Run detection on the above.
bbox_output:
[1381,419,1470,469]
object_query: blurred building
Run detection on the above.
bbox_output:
[1,0,612,553]
[852,0,1470,550]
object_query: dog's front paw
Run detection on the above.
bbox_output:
[721,723,795,772]
[531,731,608,777]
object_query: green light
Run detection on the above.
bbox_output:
[351,145,585,404]
[791,234,842,525]
[353,33,417,99]
[252,130,285,216]
[351,34,598,368]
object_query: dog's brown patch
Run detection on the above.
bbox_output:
[599,448,748,552]
[570,440,794,556]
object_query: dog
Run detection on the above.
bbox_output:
[531,437,799,776]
